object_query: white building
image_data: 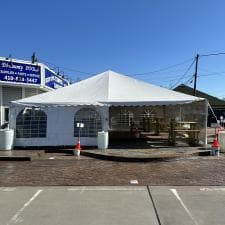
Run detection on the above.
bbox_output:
[0,57,70,126]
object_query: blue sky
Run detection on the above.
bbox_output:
[1,0,225,98]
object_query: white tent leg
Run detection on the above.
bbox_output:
[204,100,209,148]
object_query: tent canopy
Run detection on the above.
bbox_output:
[12,70,204,107]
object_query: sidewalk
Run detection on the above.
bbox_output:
[0,145,210,161]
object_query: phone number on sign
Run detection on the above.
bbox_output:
[3,75,39,84]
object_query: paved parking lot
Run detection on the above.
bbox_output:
[1,186,225,225]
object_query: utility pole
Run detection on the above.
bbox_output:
[193,54,199,96]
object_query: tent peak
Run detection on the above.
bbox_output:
[12,69,204,107]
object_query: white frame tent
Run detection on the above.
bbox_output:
[10,70,208,147]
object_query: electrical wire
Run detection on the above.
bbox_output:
[198,67,225,77]
[169,58,196,89]
[200,52,225,57]
[38,53,225,86]
[39,57,198,85]
[128,57,195,76]
[39,58,93,75]
[183,76,194,85]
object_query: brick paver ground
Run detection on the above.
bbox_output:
[0,156,224,186]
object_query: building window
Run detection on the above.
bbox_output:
[74,108,102,137]
[3,107,9,122]
[16,108,47,138]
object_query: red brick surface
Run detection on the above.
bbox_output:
[0,156,224,186]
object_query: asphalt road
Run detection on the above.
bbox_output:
[1,186,225,225]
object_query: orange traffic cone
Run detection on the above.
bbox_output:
[211,136,220,156]
[75,138,81,150]
[74,138,81,156]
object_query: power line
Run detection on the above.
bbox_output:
[199,72,225,77]
[200,52,225,57]
[39,52,225,78]
[37,52,225,86]
[129,57,195,76]
[170,58,196,89]
[39,57,197,85]
[140,72,193,82]
[183,76,194,85]
[198,67,225,77]
[186,52,225,96]
[39,58,94,75]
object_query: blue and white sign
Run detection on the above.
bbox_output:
[0,60,41,85]
[45,68,69,89]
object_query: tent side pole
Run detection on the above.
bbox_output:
[204,99,208,148]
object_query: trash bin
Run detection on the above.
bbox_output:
[97,131,108,150]
[0,129,14,150]
[218,131,225,153]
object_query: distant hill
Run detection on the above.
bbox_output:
[174,84,225,108]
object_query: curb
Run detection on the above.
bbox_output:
[81,151,183,162]
[81,150,212,162]
[44,149,74,154]
[0,156,31,161]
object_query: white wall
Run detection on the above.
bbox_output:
[0,84,47,126]
[9,104,109,147]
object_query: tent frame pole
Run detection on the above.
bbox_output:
[204,99,208,148]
